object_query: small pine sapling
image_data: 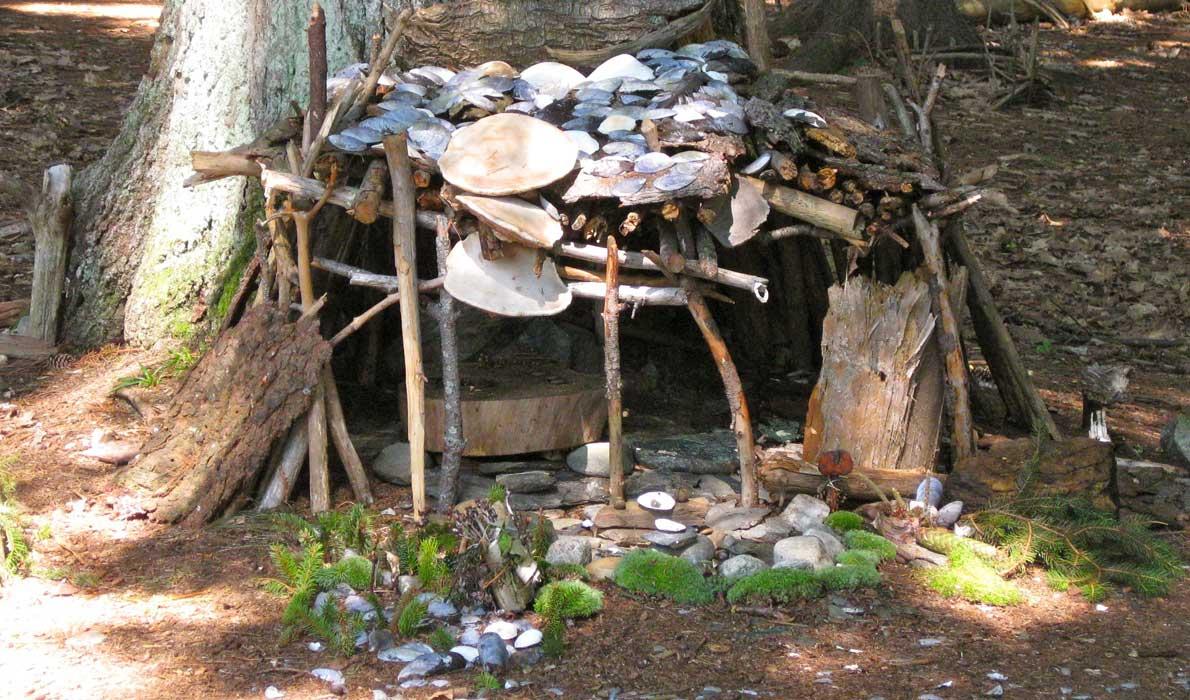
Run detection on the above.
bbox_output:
[475,670,502,691]
[429,626,455,652]
[534,580,604,621]
[396,597,428,637]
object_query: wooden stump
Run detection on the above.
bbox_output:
[28,164,72,342]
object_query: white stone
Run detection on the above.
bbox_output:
[546,536,592,566]
[311,668,344,685]
[514,628,543,648]
[484,620,519,640]
[802,525,845,560]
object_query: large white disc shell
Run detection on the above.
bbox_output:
[444,234,572,317]
[439,113,578,196]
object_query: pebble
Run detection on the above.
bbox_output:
[654,517,686,532]
[779,494,830,533]
[720,554,769,579]
[985,685,1004,696]
[515,628,543,648]
[546,536,592,566]
[451,645,479,664]
[378,641,434,663]
[459,627,481,646]
[643,529,697,549]
[918,638,945,647]
[427,600,457,619]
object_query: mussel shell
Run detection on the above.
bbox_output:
[671,160,705,176]
[633,152,673,174]
[564,130,600,156]
[562,116,600,132]
[408,66,455,85]
[602,141,648,158]
[740,151,772,175]
[597,114,636,135]
[708,114,749,135]
[611,178,647,196]
[653,170,698,192]
[572,102,612,118]
[341,125,384,144]
[585,158,633,178]
[576,88,614,104]
[408,121,452,160]
[671,150,710,163]
[328,133,369,153]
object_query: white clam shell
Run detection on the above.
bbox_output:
[637,491,675,512]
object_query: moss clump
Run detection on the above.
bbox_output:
[534,580,604,620]
[844,530,897,561]
[817,564,881,591]
[613,549,715,605]
[836,549,881,568]
[545,563,589,581]
[824,511,865,533]
[921,542,1024,606]
[726,568,823,605]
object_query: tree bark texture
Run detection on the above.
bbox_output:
[64,0,384,346]
[120,304,331,526]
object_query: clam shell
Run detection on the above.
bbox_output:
[587,54,655,83]
[328,133,369,153]
[520,61,587,99]
[653,170,698,192]
[439,113,578,195]
[671,160,704,176]
[740,151,771,175]
[597,114,636,135]
[633,152,673,174]
[586,158,633,178]
[611,178,646,196]
[783,108,828,128]
[637,491,675,512]
[654,518,686,533]
[564,130,600,156]
[671,150,709,163]
[340,125,383,144]
[602,141,647,158]
[572,102,612,118]
[444,235,572,318]
[409,66,455,85]
[576,87,614,104]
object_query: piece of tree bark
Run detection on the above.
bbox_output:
[743,176,859,237]
[121,304,330,525]
[306,380,331,514]
[384,134,427,519]
[948,437,1115,510]
[27,164,73,342]
[547,0,716,66]
[433,216,465,511]
[0,335,56,359]
[687,290,757,506]
[914,207,976,462]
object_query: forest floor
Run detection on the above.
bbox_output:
[0,2,1188,699]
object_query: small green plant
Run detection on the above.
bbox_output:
[396,597,428,637]
[613,549,715,605]
[542,618,566,658]
[726,568,823,605]
[475,670,503,692]
[429,626,455,652]
[817,564,881,591]
[416,537,451,592]
[0,456,29,581]
[535,580,604,621]
[824,511,865,533]
[113,365,166,391]
[1035,339,1054,354]
[921,541,1024,606]
[844,531,898,561]
[164,346,199,374]
[314,555,373,591]
[260,541,368,654]
[487,483,507,503]
[835,549,881,568]
[545,562,589,581]
[270,504,376,561]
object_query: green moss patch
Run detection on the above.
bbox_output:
[824,510,865,533]
[726,568,823,605]
[921,542,1024,606]
[613,549,715,605]
[844,530,898,561]
[818,564,881,591]
[836,549,881,568]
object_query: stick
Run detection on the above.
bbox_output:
[257,421,309,510]
[569,283,688,306]
[433,215,465,512]
[604,236,626,510]
[350,158,388,225]
[695,226,718,279]
[331,292,400,346]
[658,226,685,274]
[772,68,858,86]
[323,366,374,504]
[557,241,768,301]
[883,83,917,140]
[348,9,414,121]
[384,133,426,520]
[913,206,975,462]
[923,63,947,117]
[686,290,756,507]
[305,3,327,151]
[744,176,859,237]
[27,164,72,342]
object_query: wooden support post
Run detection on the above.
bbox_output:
[686,290,757,507]
[604,236,627,509]
[914,206,976,462]
[257,421,310,511]
[695,225,718,279]
[27,164,72,342]
[434,215,465,512]
[740,0,772,71]
[944,220,1061,440]
[384,133,427,519]
[304,2,327,151]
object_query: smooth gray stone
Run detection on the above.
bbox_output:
[802,525,845,561]
[706,504,769,532]
[778,494,829,533]
[625,469,696,498]
[379,642,434,663]
[643,529,697,549]
[680,535,715,564]
[720,554,769,579]
[396,652,463,681]
[567,442,635,477]
[372,442,432,485]
[477,632,510,671]
[546,536,592,566]
[557,475,610,506]
[733,517,794,543]
[496,470,556,493]
[696,475,738,501]
[773,536,832,571]
[477,459,564,475]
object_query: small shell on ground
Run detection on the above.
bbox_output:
[637,491,676,512]
[783,108,828,128]
[520,61,586,99]
[740,151,772,175]
[654,518,686,533]
[587,54,655,83]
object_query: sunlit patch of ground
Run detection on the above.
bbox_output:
[0,2,160,27]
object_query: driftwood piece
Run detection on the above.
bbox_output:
[557,241,768,300]
[915,208,976,462]
[759,446,945,502]
[306,381,330,513]
[687,290,757,507]
[433,216,465,511]
[569,283,687,306]
[771,68,858,86]
[804,274,943,473]
[121,305,330,525]
[604,236,626,509]
[546,0,715,66]
[0,334,56,359]
[28,164,72,342]
[944,220,1061,440]
[562,156,730,206]
[257,422,309,511]
[385,133,427,519]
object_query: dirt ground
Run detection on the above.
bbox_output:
[0,3,1187,699]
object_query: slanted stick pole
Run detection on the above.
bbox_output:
[323,366,374,504]
[604,236,627,510]
[305,2,327,151]
[384,133,427,519]
[686,290,757,507]
[914,206,976,462]
[434,215,465,511]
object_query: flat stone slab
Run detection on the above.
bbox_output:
[706,504,769,532]
[496,470,556,493]
[643,529,697,549]
[632,430,738,474]
[477,460,565,475]
[593,498,710,529]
